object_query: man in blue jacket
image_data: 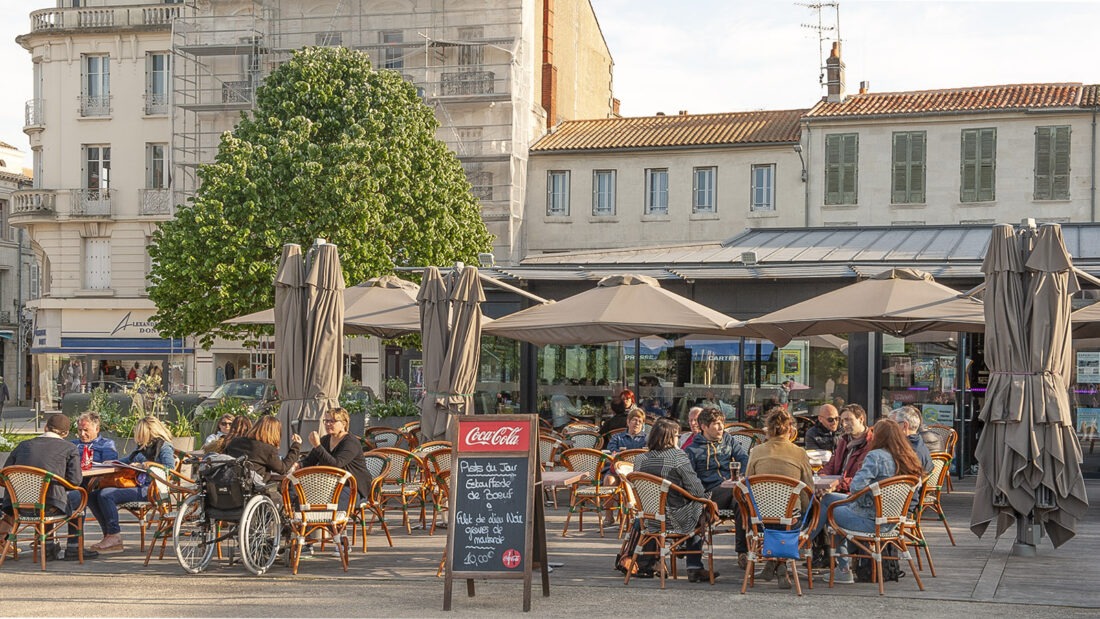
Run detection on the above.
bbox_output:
[685,407,750,570]
[71,411,118,464]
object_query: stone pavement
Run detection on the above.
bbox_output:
[0,453,1096,617]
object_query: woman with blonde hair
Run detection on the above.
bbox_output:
[225,415,301,482]
[299,407,372,507]
[88,416,176,554]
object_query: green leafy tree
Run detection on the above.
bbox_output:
[149,46,493,346]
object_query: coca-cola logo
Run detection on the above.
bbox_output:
[464,426,522,447]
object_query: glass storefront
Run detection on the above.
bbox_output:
[36,353,191,409]
[880,332,962,426]
[1070,341,1100,477]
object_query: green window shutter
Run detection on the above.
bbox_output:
[1053,125,1071,199]
[892,132,909,203]
[910,132,926,203]
[961,130,977,202]
[978,128,996,201]
[841,134,858,203]
[1035,126,1052,200]
[825,134,842,204]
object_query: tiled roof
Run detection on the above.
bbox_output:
[530,109,805,152]
[807,83,1099,119]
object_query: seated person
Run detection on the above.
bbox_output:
[88,416,176,554]
[804,404,840,451]
[888,406,934,474]
[225,415,301,483]
[204,416,252,454]
[549,394,578,430]
[203,413,236,448]
[633,418,713,582]
[677,406,703,449]
[72,411,118,464]
[601,408,647,525]
[297,407,373,511]
[1,414,82,561]
[684,407,750,568]
[599,394,629,437]
[819,404,873,492]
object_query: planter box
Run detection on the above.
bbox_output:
[371,415,417,430]
[171,436,197,452]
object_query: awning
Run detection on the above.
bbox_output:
[33,337,193,355]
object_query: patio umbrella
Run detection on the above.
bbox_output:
[433,265,485,440]
[738,267,985,346]
[300,242,345,431]
[1070,301,1100,338]
[483,274,741,345]
[971,224,1088,549]
[418,266,451,441]
[273,244,307,448]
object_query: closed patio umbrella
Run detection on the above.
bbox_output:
[483,274,741,345]
[418,266,451,442]
[274,244,307,448]
[433,265,485,440]
[971,224,1088,550]
[301,242,345,431]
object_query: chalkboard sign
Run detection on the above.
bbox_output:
[443,414,544,612]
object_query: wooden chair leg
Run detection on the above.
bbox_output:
[789,559,803,596]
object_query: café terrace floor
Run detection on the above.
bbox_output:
[2,471,1096,612]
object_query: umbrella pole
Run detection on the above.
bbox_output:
[1011,510,1039,556]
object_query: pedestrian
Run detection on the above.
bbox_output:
[0,376,9,420]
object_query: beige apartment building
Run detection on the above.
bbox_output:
[0,143,35,402]
[13,0,614,401]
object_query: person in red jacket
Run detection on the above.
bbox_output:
[819,403,873,492]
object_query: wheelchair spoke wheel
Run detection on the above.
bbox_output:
[239,495,281,575]
[173,494,215,574]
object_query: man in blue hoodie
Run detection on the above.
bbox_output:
[684,407,750,570]
[888,406,934,474]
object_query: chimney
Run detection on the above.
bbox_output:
[859,81,869,94]
[612,97,621,117]
[678,110,688,115]
[826,42,845,103]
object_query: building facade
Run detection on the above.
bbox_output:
[0,143,35,402]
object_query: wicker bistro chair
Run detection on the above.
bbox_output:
[925,425,957,492]
[0,465,89,570]
[364,427,406,450]
[904,453,956,577]
[419,447,452,535]
[566,430,603,451]
[368,447,430,534]
[350,453,393,552]
[562,421,600,436]
[538,434,571,508]
[140,464,198,566]
[607,449,648,535]
[732,475,819,596]
[826,474,925,596]
[559,448,620,537]
[726,429,764,453]
[398,421,422,449]
[281,466,357,575]
[621,471,719,589]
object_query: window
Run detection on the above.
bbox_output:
[146,143,167,189]
[380,30,403,69]
[592,170,616,216]
[693,167,716,213]
[81,55,110,116]
[145,52,169,114]
[891,131,926,204]
[750,164,775,211]
[84,145,111,190]
[547,171,570,215]
[961,128,996,202]
[315,32,343,46]
[1035,125,1071,200]
[84,237,111,290]
[458,27,484,67]
[0,199,9,241]
[824,133,858,205]
[645,168,669,215]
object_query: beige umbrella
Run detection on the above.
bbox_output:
[273,244,307,447]
[1070,301,1100,338]
[434,265,485,440]
[418,266,450,442]
[300,242,345,429]
[483,274,741,345]
[739,267,985,346]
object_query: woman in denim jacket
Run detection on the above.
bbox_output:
[810,419,923,583]
[88,416,176,554]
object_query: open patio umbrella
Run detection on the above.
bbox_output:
[738,267,985,346]
[300,242,345,431]
[433,265,485,440]
[418,266,451,441]
[273,244,307,447]
[483,274,742,345]
[1070,301,1100,338]
[971,223,1088,550]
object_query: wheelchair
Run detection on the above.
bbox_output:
[172,455,286,575]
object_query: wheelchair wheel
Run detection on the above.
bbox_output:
[173,494,215,574]
[239,494,281,575]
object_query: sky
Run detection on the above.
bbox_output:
[2,1,1100,162]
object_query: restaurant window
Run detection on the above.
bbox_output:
[693,166,716,213]
[592,169,616,216]
[824,133,858,205]
[961,128,996,202]
[546,170,570,215]
[892,131,926,204]
[645,168,669,215]
[880,332,960,431]
[1034,125,1070,200]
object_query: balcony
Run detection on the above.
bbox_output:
[24,99,44,130]
[144,93,168,115]
[140,189,173,216]
[440,70,496,96]
[80,94,111,117]
[28,4,181,33]
[11,190,57,219]
[72,189,114,217]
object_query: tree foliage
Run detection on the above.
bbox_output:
[149,47,493,347]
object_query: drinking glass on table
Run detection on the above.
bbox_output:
[730,461,741,481]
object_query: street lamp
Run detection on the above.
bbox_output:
[793,144,807,182]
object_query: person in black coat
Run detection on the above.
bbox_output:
[805,404,841,451]
[225,415,301,482]
[299,407,372,505]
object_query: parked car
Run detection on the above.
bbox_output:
[193,379,279,419]
[86,380,131,393]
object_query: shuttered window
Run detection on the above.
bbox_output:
[960,128,996,202]
[824,133,858,205]
[891,131,926,204]
[1034,125,1071,200]
[592,170,616,216]
[547,170,570,215]
[84,237,111,290]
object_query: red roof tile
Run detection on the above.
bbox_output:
[531,109,805,152]
[807,83,1095,118]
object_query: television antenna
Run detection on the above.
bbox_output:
[798,2,841,90]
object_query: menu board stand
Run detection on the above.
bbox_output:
[443,414,548,612]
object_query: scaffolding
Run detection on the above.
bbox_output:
[171,0,528,229]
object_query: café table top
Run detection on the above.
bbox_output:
[540,470,590,487]
[83,465,121,477]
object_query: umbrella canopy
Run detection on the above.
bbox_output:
[301,242,345,429]
[418,266,451,441]
[273,244,307,447]
[435,266,485,440]
[1070,301,1100,338]
[971,224,1088,549]
[483,274,741,345]
[738,267,985,346]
